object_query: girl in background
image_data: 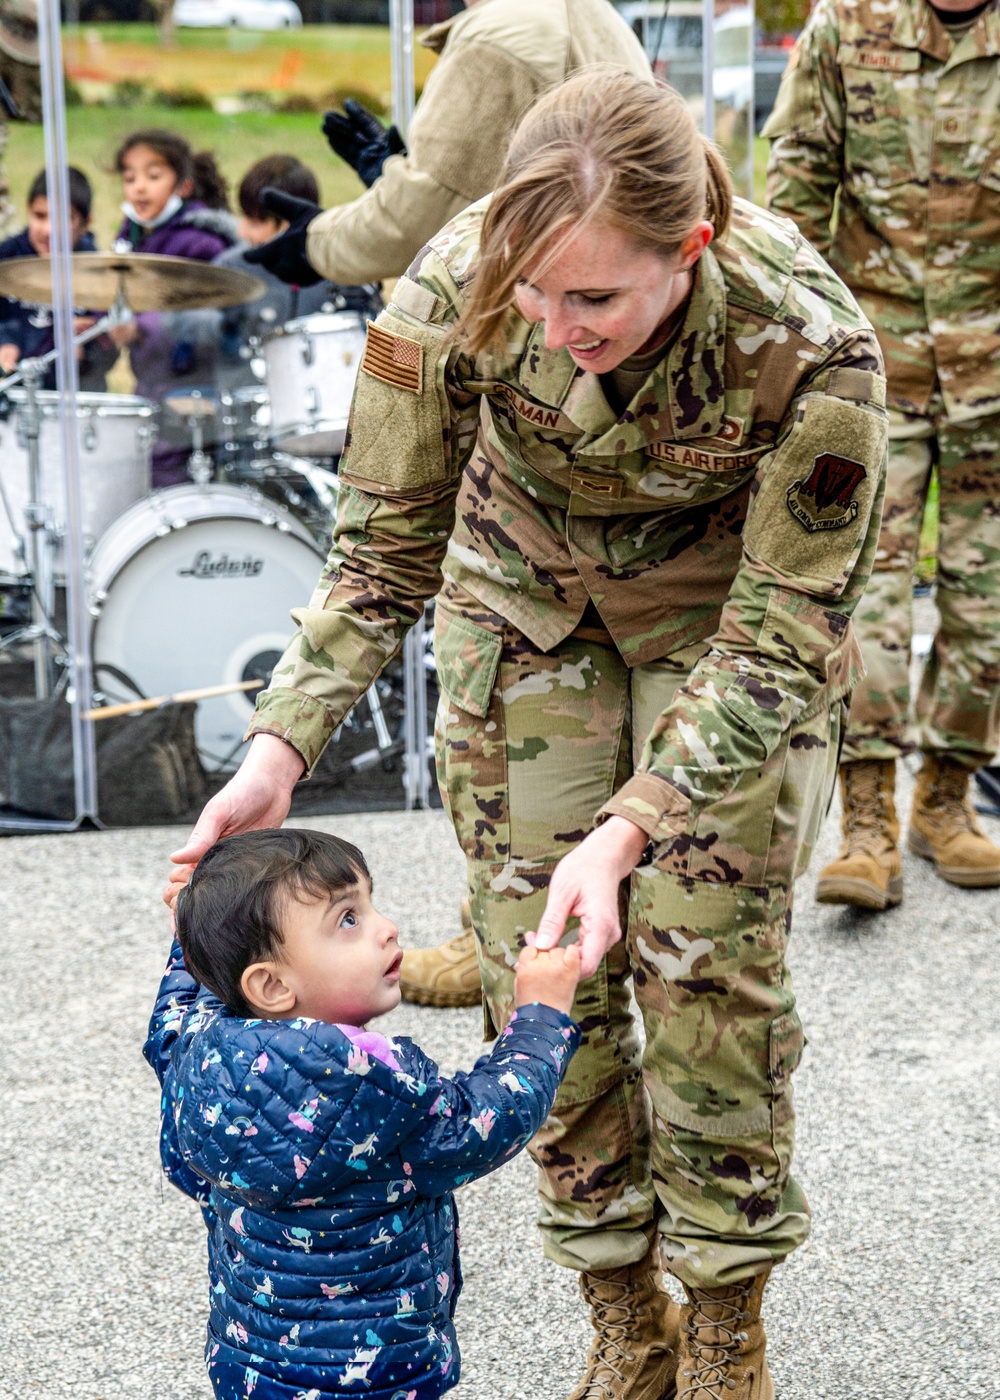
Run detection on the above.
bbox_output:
[112,129,238,487]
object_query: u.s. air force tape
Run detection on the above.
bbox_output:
[361,323,424,394]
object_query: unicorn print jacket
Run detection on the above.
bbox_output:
[144,938,580,1400]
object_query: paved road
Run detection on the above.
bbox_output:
[1,765,997,1399]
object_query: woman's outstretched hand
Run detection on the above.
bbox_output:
[164,735,306,906]
[530,816,648,978]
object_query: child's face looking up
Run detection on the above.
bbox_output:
[241,877,403,1026]
[27,197,87,256]
[120,144,192,225]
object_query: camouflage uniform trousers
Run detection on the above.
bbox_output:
[433,597,841,1289]
[842,405,1000,769]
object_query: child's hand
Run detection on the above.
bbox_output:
[514,943,581,1016]
[164,862,194,913]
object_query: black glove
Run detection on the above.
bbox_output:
[242,188,323,287]
[322,98,407,189]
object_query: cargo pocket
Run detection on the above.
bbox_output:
[433,603,508,861]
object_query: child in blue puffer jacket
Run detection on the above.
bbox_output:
[145,827,581,1400]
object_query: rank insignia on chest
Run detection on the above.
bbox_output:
[361,323,424,394]
[786,453,867,533]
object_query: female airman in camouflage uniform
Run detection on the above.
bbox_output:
[174,72,888,1400]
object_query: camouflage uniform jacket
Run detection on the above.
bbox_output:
[249,197,888,851]
[764,0,1000,424]
[304,0,650,286]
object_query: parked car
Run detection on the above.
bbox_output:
[173,0,302,28]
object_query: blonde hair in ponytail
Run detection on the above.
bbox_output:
[457,68,733,354]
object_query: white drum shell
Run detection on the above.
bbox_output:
[0,390,154,580]
[263,311,367,458]
[88,484,324,767]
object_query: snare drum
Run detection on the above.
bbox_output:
[0,390,155,581]
[262,311,368,458]
[88,483,325,767]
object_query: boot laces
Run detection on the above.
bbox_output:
[682,1280,752,1399]
[577,1274,644,1399]
[929,761,977,833]
[842,764,889,853]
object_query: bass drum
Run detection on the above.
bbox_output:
[88,484,325,770]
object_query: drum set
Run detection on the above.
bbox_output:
[0,249,420,789]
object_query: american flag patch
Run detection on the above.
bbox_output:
[361,323,424,394]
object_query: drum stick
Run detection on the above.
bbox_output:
[82,678,264,721]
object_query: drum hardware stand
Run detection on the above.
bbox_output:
[0,359,63,697]
[165,392,217,487]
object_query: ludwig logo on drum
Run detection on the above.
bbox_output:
[178,550,265,579]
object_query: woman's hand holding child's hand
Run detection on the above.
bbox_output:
[514,943,581,1016]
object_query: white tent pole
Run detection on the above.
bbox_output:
[702,0,715,141]
[37,0,100,825]
[389,0,416,136]
[390,0,425,806]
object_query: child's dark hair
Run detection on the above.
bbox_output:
[115,128,229,211]
[239,154,319,219]
[176,828,370,1016]
[28,166,93,222]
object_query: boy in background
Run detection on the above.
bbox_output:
[0,166,118,390]
[214,154,379,395]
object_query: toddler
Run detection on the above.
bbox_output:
[145,827,581,1400]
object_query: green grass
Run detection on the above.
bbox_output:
[753,133,767,205]
[918,470,939,583]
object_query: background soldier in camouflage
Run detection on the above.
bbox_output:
[765,0,1000,910]
[173,74,888,1400]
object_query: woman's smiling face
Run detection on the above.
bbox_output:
[513,219,713,375]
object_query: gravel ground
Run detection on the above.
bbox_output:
[1,762,997,1400]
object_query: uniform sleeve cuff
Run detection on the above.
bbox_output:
[597,772,692,844]
[244,688,339,778]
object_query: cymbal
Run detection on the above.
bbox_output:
[165,391,218,419]
[0,252,266,312]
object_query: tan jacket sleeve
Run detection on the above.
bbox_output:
[305,41,542,285]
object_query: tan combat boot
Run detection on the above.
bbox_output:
[814,759,903,909]
[908,753,1000,887]
[675,1270,773,1400]
[398,899,483,1007]
[566,1252,681,1400]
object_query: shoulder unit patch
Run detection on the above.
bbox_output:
[786,453,867,533]
[361,323,424,394]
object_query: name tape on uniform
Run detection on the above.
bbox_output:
[646,440,766,472]
[496,384,577,432]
